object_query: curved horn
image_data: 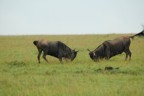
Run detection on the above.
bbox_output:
[73,48,76,51]
[73,48,79,52]
[87,49,91,52]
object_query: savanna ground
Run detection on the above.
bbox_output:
[0,34,144,96]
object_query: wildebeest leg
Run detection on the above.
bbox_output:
[58,52,63,63]
[38,49,42,63]
[127,50,132,60]
[124,49,131,60]
[42,52,49,63]
[59,58,62,63]
[105,49,110,59]
[105,57,110,60]
[125,53,128,60]
[64,58,69,62]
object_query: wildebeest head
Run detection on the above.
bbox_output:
[87,44,105,62]
[70,49,79,61]
[33,40,38,46]
[87,49,96,61]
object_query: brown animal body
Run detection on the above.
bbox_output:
[88,36,132,61]
[33,40,78,63]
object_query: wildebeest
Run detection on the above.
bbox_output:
[87,28,144,62]
[33,40,78,63]
[87,36,133,61]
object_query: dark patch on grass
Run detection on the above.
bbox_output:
[94,67,139,75]
[6,60,26,68]
[75,70,84,73]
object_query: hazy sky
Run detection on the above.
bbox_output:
[0,0,144,35]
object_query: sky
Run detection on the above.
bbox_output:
[0,0,144,35]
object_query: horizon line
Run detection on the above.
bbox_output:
[0,32,137,36]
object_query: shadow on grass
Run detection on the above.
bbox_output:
[94,67,139,75]
[6,60,26,68]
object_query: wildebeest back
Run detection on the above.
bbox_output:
[103,37,131,57]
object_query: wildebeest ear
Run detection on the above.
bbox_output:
[73,48,76,51]
[73,48,79,52]
[87,49,91,52]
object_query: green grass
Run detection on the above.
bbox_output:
[0,34,144,96]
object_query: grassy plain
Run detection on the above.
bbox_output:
[0,34,144,96]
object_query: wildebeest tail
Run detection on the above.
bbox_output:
[33,40,38,46]
[129,35,135,39]
[129,31,144,39]
[129,33,139,39]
